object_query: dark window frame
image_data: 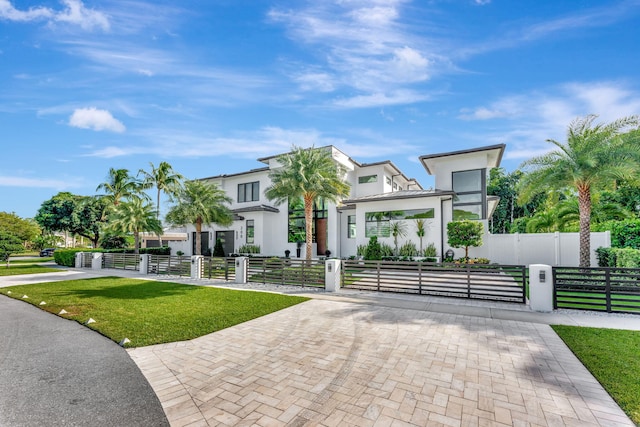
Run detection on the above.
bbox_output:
[246,219,254,244]
[237,181,260,203]
[452,169,486,220]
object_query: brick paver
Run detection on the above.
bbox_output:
[129,299,633,426]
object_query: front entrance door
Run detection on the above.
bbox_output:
[215,231,235,257]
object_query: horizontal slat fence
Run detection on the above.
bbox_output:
[553,267,640,314]
[147,255,191,277]
[342,260,526,303]
[202,257,235,281]
[247,258,325,287]
[102,253,140,271]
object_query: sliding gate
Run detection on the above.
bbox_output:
[341,260,527,304]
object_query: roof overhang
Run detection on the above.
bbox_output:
[419,144,506,175]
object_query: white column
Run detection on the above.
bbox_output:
[529,264,553,312]
[75,252,83,268]
[139,254,150,275]
[191,255,203,279]
[91,253,103,270]
[235,257,248,284]
[325,259,341,292]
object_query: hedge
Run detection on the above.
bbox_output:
[595,247,640,268]
[54,247,171,267]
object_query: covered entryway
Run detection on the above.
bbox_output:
[192,231,210,255]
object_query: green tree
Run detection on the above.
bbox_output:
[390,221,407,256]
[166,180,233,255]
[415,219,426,255]
[519,114,640,267]
[0,212,41,248]
[0,231,24,267]
[35,192,108,248]
[107,198,162,255]
[265,146,350,262]
[138,161,184,246]
[447,220,484,260]
[96,168,146,208]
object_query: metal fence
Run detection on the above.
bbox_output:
[102,253,140,271]
[147,255,191,277]
[553,267,640,314]
[342,260,527,303]
[246,258,325,287]
[81,252,92,268]
[202,257,235,281]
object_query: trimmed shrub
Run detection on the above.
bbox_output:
[600,219,640,249]
[54,248,91,266]
[213,239,225,257]
[237,244,261,254]
[364,236,382,260]
[596,247,615,267]
[398,241,418,257]
[613,247,640,268]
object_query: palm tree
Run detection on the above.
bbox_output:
[390,221,407,256]
[165,180,233,255]
[107,198,162,255]
[519,114,640,267]
[265,146,351,262]
[96,168,147,207]
[415,219,426,256]
[138,162,184,246]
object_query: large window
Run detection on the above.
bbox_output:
[347,215,356,239]
[365,209,434,238]
[288,198,328,242]
[358,175,378,184]
[452,169,485,220]
[238,181,260,203]
[246,220,254,244]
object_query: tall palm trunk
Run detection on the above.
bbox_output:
[304,194,314,262]
[156,188,163,247]
[577,185,592,268]
[133,231,140,255]
[195,217,202,255]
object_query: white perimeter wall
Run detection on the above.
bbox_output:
[466,231,611,267]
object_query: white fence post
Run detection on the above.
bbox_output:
[190,255,203,279]
[75,252,83,268]
[529,264,553,312]
[235,257,248,284]
[139,254,150,275]
[325,259,341,292]
[91,253,103,270]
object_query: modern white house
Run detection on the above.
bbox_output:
[170,144,506,260]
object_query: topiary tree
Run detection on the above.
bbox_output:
[364,236,382,260]
[213,238,225,257]
[447,220,484,261]
[0,231,24,267]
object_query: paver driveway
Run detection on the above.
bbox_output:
[128,299,633,427]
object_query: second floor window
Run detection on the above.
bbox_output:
[238,181,260,203]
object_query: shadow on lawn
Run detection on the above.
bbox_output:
[55,277,198,300]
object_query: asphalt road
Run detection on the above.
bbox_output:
[0,295,169,427]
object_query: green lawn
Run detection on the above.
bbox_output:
[552,325,640,424]
[0,277,308,347]
[0,264,63,276]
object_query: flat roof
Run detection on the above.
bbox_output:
[342,189,454,204]
[419,144,506,175]
[198,167,269,181]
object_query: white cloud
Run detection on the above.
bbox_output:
[269,1,437,107]
[458,81,640,161]
[0,175,81,189]
[54,0,109,31]
[334,90,430,108]
[0,0,52,21]
[0,0,109,31]
[69,107,126,133]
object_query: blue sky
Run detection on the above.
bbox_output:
[2,0,640,219]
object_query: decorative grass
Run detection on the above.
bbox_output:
[0,264,63,276]
[552,325,640,424]
[0,277,308,347]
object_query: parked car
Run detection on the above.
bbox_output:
[40,248,55,257]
